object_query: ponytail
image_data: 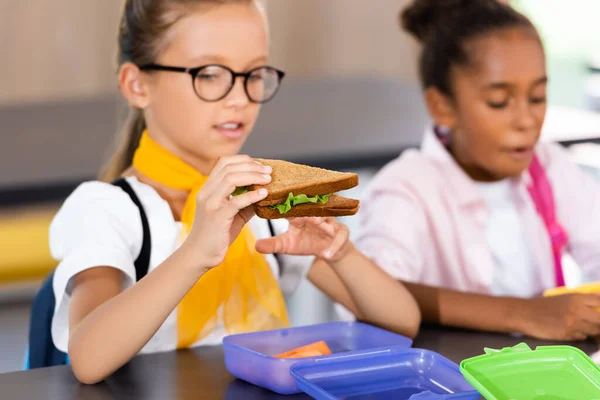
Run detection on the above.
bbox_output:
[98,107,145,182]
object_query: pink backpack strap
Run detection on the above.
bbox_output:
[527,155,568,288]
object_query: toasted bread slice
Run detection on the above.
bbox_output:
[255,194,359,219]
[249,159,358,207]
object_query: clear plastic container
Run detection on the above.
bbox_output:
[223,322,413,395]
[290,347,480,399]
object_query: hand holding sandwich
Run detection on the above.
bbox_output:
[188,156,359,270]
[248,157,361,264]
[188,155,271,269]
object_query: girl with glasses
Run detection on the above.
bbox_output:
[44,0,420,384]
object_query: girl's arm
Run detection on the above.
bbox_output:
[403,282,600,341]
[308,246,421,338]
[402,282,523,333]
[67,155,272,384]
[68,243,209,384]
[256,217,421,338]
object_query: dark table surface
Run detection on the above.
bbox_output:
[1,325,597,400]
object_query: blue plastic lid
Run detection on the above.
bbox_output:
[290,347,480,400]
[223,322,413,395]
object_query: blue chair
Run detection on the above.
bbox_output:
[24,271,69,369]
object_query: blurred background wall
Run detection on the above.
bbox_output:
[1,0,600,373]
[1,0,419,106]
[0,0,423,189]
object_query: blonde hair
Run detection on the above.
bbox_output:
[100,0,266,182]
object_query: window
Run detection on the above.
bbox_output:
[511,0,600,109]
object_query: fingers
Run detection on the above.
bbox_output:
[578,294,600,308]
[314,218,336,237]
[564,295,600,340]
[203,155,253,191]
[220,161,272,177]
[196,155,272,224]
[226,188,269,213]
[255,236,283,255]
[570,331,588,341]
[290,217,330,226]
[203,156,270,194]
[214,170,271,200]
[238,205,256,224]
[211,155,257,174]
[289,217,319,229]
[580,304,600,326]
[572,319,600,339]
[200,174,269,218]
[322,224,349,260]
[308,217,335,237]
[306,217,336,226]
[291,217,336,236]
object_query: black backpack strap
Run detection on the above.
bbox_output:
[267,220,282,276]
[112,178,151,281]
[27,178,152,369]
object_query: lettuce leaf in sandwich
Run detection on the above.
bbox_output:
[269,193,332,215]
[247,159,360,220]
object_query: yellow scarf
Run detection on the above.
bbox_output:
[132,130,289,348]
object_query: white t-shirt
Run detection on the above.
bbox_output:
[49,177,313,354]
[474,179,539,298]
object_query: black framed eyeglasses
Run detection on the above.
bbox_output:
[138,63,285,104]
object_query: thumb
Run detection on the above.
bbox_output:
[255,236,284,254]
[238,205,256,224]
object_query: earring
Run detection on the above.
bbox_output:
[436,125,451,136]
[434,125,451,146]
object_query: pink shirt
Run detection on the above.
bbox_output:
[356,128,600,296]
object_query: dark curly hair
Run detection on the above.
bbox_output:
[401,0,538,96]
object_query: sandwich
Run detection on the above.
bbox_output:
[245,159,359,219]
